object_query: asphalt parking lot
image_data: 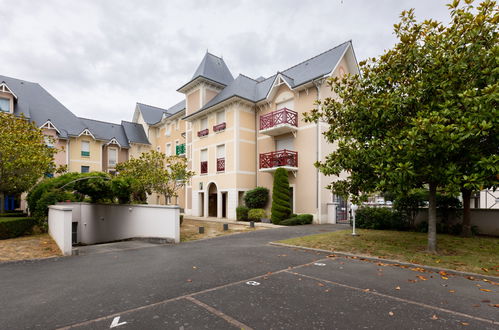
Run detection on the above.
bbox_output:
[0,225,497,329]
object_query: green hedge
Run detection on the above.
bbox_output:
[0,217,36,239]
[271,168,292,224]
[355,207,408,230]
[281,214,314,226]
[248,208,266,222]
[244,187,269,209]
[0,213,28,218]
[236,206,249,221]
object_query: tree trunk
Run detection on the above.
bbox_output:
[0,192,4,214]
[461,188,472,237]
[427,183,437,253]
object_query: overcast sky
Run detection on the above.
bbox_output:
[0,0,451,124]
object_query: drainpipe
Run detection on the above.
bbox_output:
[313,79,322,223]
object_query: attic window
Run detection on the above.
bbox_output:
[0,98,10,112]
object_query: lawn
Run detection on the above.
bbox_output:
[181,219,264,242]
[0,233,62,262]
[280,229,499,276]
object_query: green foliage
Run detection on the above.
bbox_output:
[110,176,135,204]
[281,214,314,226]
[416,221,479,236]
[0,113,56,212]
[393,189,428,227]
[236,206,249,221]
[271,168,292,224]
[72,172,113,203]
[0,217,36,239]
[355,207,408,231]
[248,208,267,221]
[0,212,28,218]
[304,0,499,252]
[116,152,194,204]
[244,187,269,209]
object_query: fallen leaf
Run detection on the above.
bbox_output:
[461,322,469,326]
[490,304,499,308]
[408,279,417,283]
[481,299,490,303]
[466,276,475,281]
[490,281,499,286]
[481,268,489,272]
[411,267,426,273]
[431,315,438,320]
[186,279,192,282]
[388,311,394,316]
[476,284,482,287]
[192,266,197,269]
[441,276,449,280]
[417,275,428,281]
[482,279,490,283]
[472,304,481,307]
[438,271,448,276]
[363,289,370,292]
[449,290,455,293]
[327,254,337,258]
[395,286,401,290]
[324,289,330,292]
[317,283,325,287]
[480,289,491,292]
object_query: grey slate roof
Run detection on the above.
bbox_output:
[184,41,351,119]
[167,100,186,116]
[121,121,150,145]
[178,53,234,91]
[79,118,130,148]
[0,74,85,138]
[136,103,168,125]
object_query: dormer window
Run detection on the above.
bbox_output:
[0,98,10,112]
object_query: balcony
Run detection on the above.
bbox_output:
[213,122,226,132]
[200,161,208,174]
[259,108,298,136]
[217,157,225,172]
[197,129,209,137]
[259,149,298,172]
[176,143,186,156]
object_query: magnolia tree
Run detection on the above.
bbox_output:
[305,0,498,252]
[116,151,194,204]
[0,113,56,213]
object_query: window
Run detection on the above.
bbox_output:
[44,136,54,148]
[276,99,294,111]
[217,144,225,172]
[276,136,294,151]
[108,148,117,167]
[200,149,208,174]
[216,111,225,124]
[156,146,161,152]
[200,117,208,130]
[175,119,180,130]
[0,98,10,112]
[165,123,171,136]
[81,141,90,157]
[166,143,172,156]
[81,166,90,173]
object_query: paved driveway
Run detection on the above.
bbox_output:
[0,224,497,329]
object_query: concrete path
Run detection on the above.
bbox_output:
[0,224,497,329]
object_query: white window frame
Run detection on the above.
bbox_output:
[216,110,225,124]
[0,97,11,112]
[166,143,172,156]
[200,117,208,130]
[108,147,118,167]
[165,123,171,136]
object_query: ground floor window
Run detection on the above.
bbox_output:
[81,166,90,173]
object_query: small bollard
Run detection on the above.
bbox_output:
[223,223,229,231]
[199,226,204,234]
[250,221,255,228]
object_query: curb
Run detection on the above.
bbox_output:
[269,242,499,281]
[183,216,283,228]
[0,255,64,266]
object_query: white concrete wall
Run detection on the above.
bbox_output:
[48,205,73,256]
[53,202,180,246]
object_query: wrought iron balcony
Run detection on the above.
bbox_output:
[213,122,226,132]
[197,129,209,137]
[200,161,208,174]
[176,143,186,155]
[259,149,298,172]
[259,108,298,136]
[217,157,225,172]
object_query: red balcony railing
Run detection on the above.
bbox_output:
[198,129,209,137]
[213,122,226,132]
[260,108,298,131]
[200,161,208,174]
[217,157,225,172]
[259,149,298,169]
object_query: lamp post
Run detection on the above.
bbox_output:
[351,203,359,236]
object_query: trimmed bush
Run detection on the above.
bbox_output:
[281,214,314,226]
[236,206,249,221]
[271,168,292,225]
[248,208,266,222]
[0,217,36,239]
[111,176,134,204]
[244,187,269,209]
[355,207,407,230]
[0,212,28,218]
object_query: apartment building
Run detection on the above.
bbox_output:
[0,74,149,177]
[130,41,361,222]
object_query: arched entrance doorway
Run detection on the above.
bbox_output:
[207,182,218,217]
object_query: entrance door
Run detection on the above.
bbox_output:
[207,183,218,217]
[222,192,227,218]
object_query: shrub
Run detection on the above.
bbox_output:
[355,207,407,230]
[244,187,269,209]
[236,206,249,221]
[0,217,36,239]
[271,168,292,225]
[111,176,134,204]
[0,212,28,218]
[73,172,113,203]
[248,208,266,222]
[281,214,314,226]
